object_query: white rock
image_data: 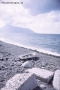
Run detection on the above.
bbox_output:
[53,70,60,90]
[40,84,46,89]
[26,67,54,83]
[21,61,32,68]
[1,73,38,90]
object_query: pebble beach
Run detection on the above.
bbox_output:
[0,40,60,90]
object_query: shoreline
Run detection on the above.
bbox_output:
[0,39,60,58]
[0,40,60,90]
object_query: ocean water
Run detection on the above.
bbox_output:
[0,33,60,56]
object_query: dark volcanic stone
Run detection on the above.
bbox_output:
[0,82,5,89]
[0,44,2,46]
[0,65,5,71]
[0,76,5,82]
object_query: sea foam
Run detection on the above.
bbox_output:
[0,38,60,57]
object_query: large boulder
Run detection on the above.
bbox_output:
[53,70,60,90]
[1,73,38,90]
[21,61,32,68]
[26,67,54,83]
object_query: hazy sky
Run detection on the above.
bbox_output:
[0,0,60,34]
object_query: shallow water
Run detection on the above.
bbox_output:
[0,33,60,56]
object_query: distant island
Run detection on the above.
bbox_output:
[0,25,35,34]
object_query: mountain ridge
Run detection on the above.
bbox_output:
[0,25,35,34]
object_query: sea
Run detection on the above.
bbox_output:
[0,33,60,56]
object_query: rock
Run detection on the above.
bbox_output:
[1,73,38,90]
[0,53,3,60]
[53,70,60,90]
[42,61,45,66]
[26,67,54,83]
[41,67,45,69]
[0,75,5,82]
[0,82,4,88]
[40,84,46,89]
[0,65,5,70]
[42,61,48,67]
[0,44,2,46]
[21,61,32,68]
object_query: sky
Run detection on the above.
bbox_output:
[0,0,60,34]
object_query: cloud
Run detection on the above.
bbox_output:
[23,0,60,15]
[0,2,32,26]
[0,19,5,27]
[22,11,60,34]
[0,0,60,34]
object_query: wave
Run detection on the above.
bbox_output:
[0,38,60,57]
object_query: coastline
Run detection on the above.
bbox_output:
[0,38,60,57]
[0,40,60,90]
